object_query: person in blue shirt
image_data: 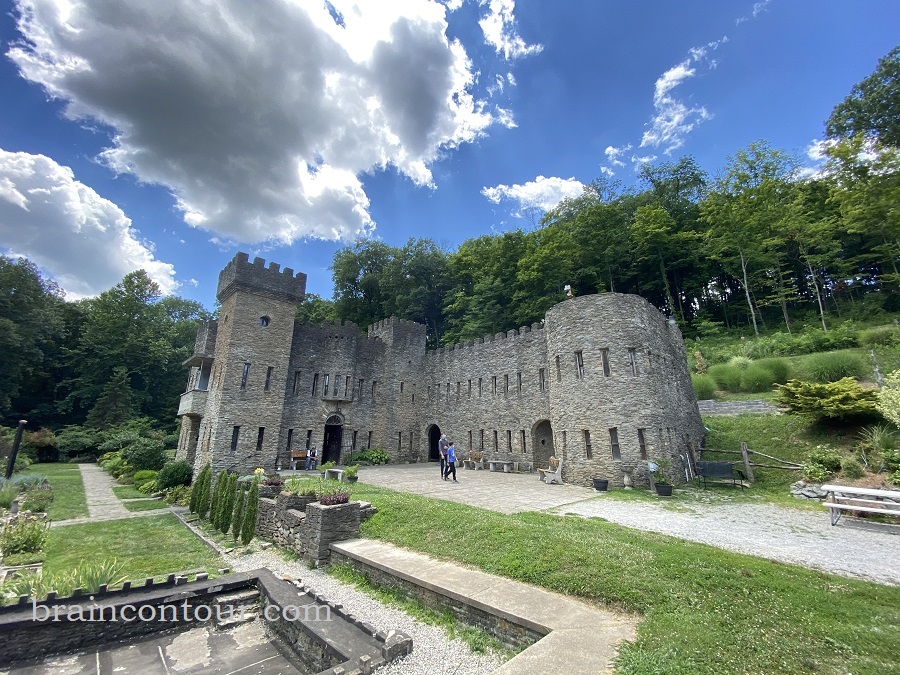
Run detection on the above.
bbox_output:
[444,442,458,482]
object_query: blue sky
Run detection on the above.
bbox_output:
[0,0,897,310]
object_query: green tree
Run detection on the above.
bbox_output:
[296,293,337,324]
[220,472,237,534]
[85,367,134,429]
[240,478,259,545]
[231,486,246,541]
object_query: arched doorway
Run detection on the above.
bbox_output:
[427,425,442,461]
[532,420,554,469]
[322,415,343,464]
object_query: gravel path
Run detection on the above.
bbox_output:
[555,495,900,586]
[227,548,504,675]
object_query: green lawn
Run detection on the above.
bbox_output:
[122,499,169,512]
[112,485,147,500]
[347,482,900,675]
[19,463,88,520]
[44,514,221,581]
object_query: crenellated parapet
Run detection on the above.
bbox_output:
[216,252,307,303]
[426,321,545,361]
[367,316,427,350]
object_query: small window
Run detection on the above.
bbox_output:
[637,428,648,460]
[507,430,512,451]
[412,384,416,403]
[468,379,472,398]
[555,355,561,381]
[358,379,364,400]
[539,368,546,392]
[600,348,611,377]
[492,376,497,395]
[367,431,372,449]
[575,351,585,379]
[584,430,593,459]
[457,381,461,400]
[311,374,319,397]
[264,366,273,391]
[520,430,526,452]
[478,378,483,397]
[493,430,499,451]
[562,430,567,457]
[323,374,330,396]
[259,316,270,327]
[609,428,621,460]
[504,374,509,394]
[231,426,240,452]
[286,428,293,452]
[352,430,358,452]
[240,363,250,390]
[305,429,312,450]
[256,427,265,452]
[517,372,522,394]
[333,374,339,396]
[344,376,350,398]
[400,381,405,393]
[293,370,302,395]
[628,349,638,377]
[468,430,473,449]
[398,432,402,452]
[480,429,485,451]
[446,382,451,402]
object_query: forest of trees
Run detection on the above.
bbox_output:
[1,47,896,430]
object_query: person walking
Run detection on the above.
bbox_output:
[444,442,458,482]
[438,433,449,479]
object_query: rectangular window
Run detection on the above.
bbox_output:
[398,432,402,452]
[480,429,485,451]
[231,426,240,452]
[520,430,526,453]
[600,348,611,377]
[609,428,621,460]
[493,430,499,451]
[240,363,250,390]
[468,430,473,449]
[333,374,339,396]
[517,372,522,394]
[352,430,358,453]
[344,376,350,398]
[400,381,404,394]
[504,374,509,394]
[539,368,546,392]
[457,381,461,400]
[286,428,293,453]
[468,379,472,398]
[372,381,377,402]
[446,382,451,402]
[507,430,512,451]
[412,384,416,403]
[555,355,561,381]
[264,366,273,391]
[367,431,372,449]
[492,376,497,395]
[305,429,312,451]
[256,427,265,453]
[628,349,638,377]
[637,428,648,460]
[198,361,212,391]
[312,373,319,397]
[358,379,364,401]
[293,370,302,395]
[562,430,567,457]
[575,351,585,379]
[478,378,483,397]
[584,430,593,459]
[323,374,330,396]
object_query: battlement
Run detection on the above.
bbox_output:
[216,252,307,303]
[426,322,544,360]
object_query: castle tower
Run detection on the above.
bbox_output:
[178,252,305,475]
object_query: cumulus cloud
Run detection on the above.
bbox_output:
[605,144,632,167]
[8,0,506,245]
[0,149,177,299]
[481,175,584,215]
[478,0,543,60]
[640,37,726,153]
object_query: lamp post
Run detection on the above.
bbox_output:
[5,420,27,480]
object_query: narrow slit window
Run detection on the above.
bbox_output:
[333,374,339,396]
[367,431,372,449]
[600,348,611,377]
[398,432,402,452]
[504,374,509,394]
[292,370,302,395]
[493,430,499,452]
[446,382,451,402]
[240,363,250,390]
[480,429,485,451]
[311,374,319,397]
[492,376,497,395]
[575,351,585,379]
[507,430,512,451]
[323,374,330,396]
[539,368,546,392]
[358,379,364,401]
[609,427,621,460]
[517,372,522,394]
[520,430,526,453]
[478,378,483,397]
[286,428,293,453]
[562,430,567,458]
[352,430,358,452]
[305,429,312,451]
[628,349,638,376]
[400,381,404,394]
[457,381,461,400]
[555,355,561,381]
[344,376,350,398]
[264,366,273,391]
[231,426,240,452]
[468,430,473,449]
[412,384,416,403]
[637,429,648,460]
[256,427,265,453]
[584,430,592,459]
[468,379,472,398]
[372,381,377,402]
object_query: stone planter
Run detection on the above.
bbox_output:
[654,483,673,497]
[592,478,609,492]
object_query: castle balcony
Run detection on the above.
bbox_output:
[322,394,353,404]
[178,388,208,417]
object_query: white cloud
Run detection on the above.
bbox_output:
[478,0,543,60]
[736,0,774,25]
[630,154,658,167]
[0,149,177,299]
[605,144,632,167]
[640,37,726,154]
[9,0,507,246]
[481,175,584,215]
[599,166,615,177]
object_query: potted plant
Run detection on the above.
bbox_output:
[649,458,673,496]
[592,477,609,491]
[343,464,359,483]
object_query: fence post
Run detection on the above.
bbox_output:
[740,442,755,483]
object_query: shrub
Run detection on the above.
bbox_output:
[210,471,228,529]
[347,448,389,465]
[708,364,743,393]
[220,473,238,534]
[189,463,211,515]
[0,484,19,510]
[343,464,359,479]
[2,551,44,566]
[0,517,48,555]
[284,477,318,496]
[878,370,900,428]
[231,489,246,541]
[240,479,259,545]
[741,364,777,393]
[54,426,101,458]
[20,487,53,513]
[728,356,752,370]
[841,457,865,479]
[163,485,191,505]
[802,462,833,482]
[319,461,336,473]
[775,378,881,423]
[859,326,900,347]
[157,461,192,490]
[804,351,867,383]
[755,358,792,384]
[137,480,157,494]
[120,438,167,472]
[132,470,158,488]
[808,445,843,472]
[9,474,47,491]
[693,351,708,375]
[691,374,717,400]
[196,465,212,518]
[317,478,351,505]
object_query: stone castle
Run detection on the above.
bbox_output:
[175,252,704,487]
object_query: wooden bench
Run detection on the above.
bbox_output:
[538,457,563,485]
[290,450,306,470]
[488,460,514,473]
[822,484,900,526]
[696,461,747,488]
[463,452,485,470]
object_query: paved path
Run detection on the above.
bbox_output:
[348,464,900,586]
[698,399,779,415]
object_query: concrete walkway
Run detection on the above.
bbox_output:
[333,538,638,675]
[698,399,779,415]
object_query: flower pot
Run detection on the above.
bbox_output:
[592,478,609,492]
[655,483,673,497]
[345,475,358,483]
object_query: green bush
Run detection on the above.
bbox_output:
[284,477,318,496]
[9,474,47,491]
[240,479,259,545]
[54,425,101,459]
[803,351,867,383]
[859,325,900,347]
[163,485,191,505]
[98,451,121,466]
[808,445,843,472]
[741,364,777,393]
[727,356,752,370]
[2,551,44,566]
[157,461,192,490]
[0,517,48,555]
[708,364,743,393]
[775,378,881,423]
[219,473,237,534]
[347,448,390,465]
[137,480,157,494]
[0,484,19,510]
[20,487,53,513]
[691,374,717,400]
[132,469,158,488]
[120,438,167,472]
[802,462,833,482]
[755,358,792,384]
[841,457,865,479]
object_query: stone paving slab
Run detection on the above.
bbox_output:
[333,538,638,675]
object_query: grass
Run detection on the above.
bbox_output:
[112,485,147,500]
[122,499,170,512]
[43,514,222,582]
[19,463,88,520]
[344,481,900,675]
[328,562,513,659]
